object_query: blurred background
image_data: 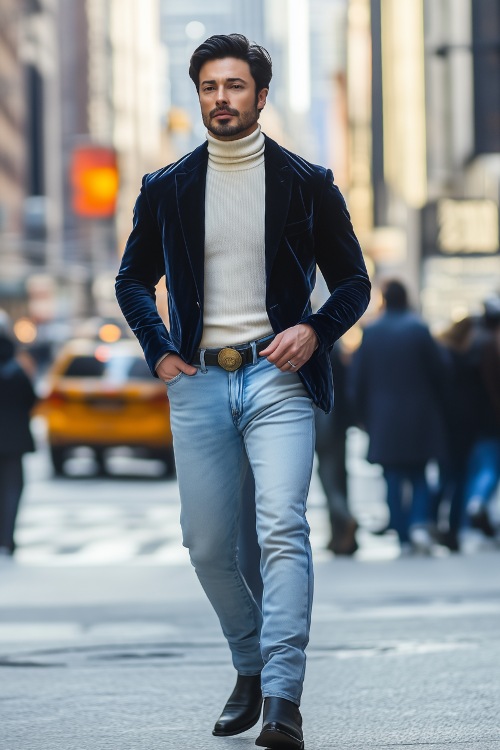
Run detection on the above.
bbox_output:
[2,7,500,736]
[1,0,499,360]
[1,0,500,528]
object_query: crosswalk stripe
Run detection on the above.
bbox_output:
[13,439,398,565]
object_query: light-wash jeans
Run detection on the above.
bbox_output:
[166,353,315,704]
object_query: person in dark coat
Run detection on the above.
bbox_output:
[0,332,37,556]
[350,280,448,553]
[460,297,500,537]
[314,341,358,555]
[432,317,484,550]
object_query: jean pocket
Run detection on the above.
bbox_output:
[165,372,186,388]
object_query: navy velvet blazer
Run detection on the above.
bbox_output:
[115,135,370,412]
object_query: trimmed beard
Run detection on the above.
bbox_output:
[203,105,260,139]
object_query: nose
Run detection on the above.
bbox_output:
[215,86,228,106]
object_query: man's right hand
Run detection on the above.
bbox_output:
[156,354,197,383]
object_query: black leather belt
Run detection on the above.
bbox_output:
[191,337,273,372]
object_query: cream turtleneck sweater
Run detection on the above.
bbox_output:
[200,125,273,348]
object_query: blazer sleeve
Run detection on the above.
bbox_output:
[115,176,178,376]
[301,170,371,353]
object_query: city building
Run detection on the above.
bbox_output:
[85,0,166,318]
[0,0,35,318]
[369,0,500,327]
[0,0,167,328]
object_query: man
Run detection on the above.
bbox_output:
[116,33,370,750]
[350,279,447,555]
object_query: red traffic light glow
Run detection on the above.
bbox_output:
[70,146,119,218]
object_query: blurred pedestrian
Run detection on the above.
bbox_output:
[432,316,480,551]
[351,280,448,554]
[315,341,358,555]
[116,32,370,749]
[0,330,37,557]
[461,296,500,538]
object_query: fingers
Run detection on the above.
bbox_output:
[259,325,318,372]
[269,348,298,370]
[156,354,197,382]
[262,336,302,371]
[259,335,296,371]
[258,336,280,357]
[278,355,301,371]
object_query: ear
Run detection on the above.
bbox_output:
[257,88,268,111]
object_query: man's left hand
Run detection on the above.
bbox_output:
[259,324,319,371]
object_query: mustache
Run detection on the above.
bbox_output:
[210,106,239,117]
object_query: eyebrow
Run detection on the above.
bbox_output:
[200,77,248,86]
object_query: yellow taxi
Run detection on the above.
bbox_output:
[38,337,174,477]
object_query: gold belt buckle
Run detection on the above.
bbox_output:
[217,347,243,371]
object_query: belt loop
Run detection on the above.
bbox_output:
[251,340,257,364]
[199,348,208,374]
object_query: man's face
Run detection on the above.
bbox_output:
[198,57,268,141]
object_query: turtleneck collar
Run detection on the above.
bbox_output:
[207,125,265,171]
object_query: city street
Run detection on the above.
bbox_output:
[7,420,399,568]
[1,424,499,750]
[2,2,500,748]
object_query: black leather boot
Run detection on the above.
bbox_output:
[255,696,304,749]
[212,673,262,737]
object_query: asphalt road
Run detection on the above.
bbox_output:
[0,425,499,749]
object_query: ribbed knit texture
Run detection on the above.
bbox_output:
[200,126,273,348]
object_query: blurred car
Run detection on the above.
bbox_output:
[37,339,175,477]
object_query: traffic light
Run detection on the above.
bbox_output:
[70,145,119,218]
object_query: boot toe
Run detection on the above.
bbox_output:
[255,697,304,749]
[212,674,262,737]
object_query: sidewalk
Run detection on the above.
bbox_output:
[1,550,499,749]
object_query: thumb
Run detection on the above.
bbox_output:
[179,360,198,376]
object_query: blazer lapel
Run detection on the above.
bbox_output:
[264,136,292,280]
[175,145,208,302]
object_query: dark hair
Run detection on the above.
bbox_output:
[189,33,272,94]
[382,279,408,311]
